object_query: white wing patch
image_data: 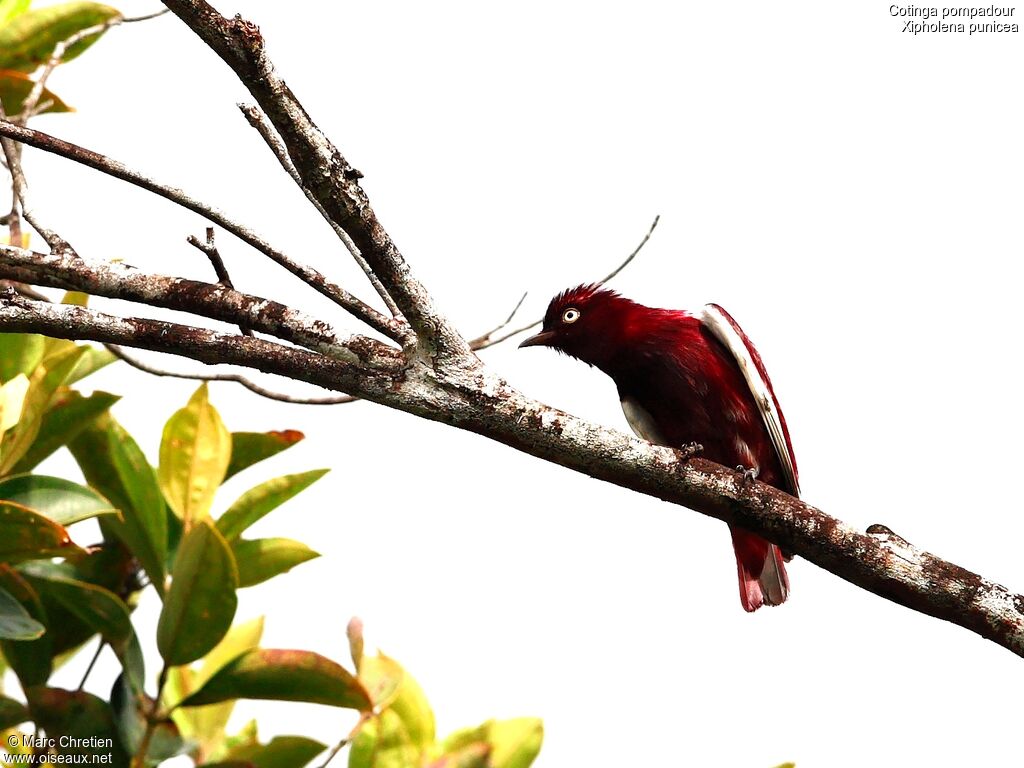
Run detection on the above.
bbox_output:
[700,305,800,496]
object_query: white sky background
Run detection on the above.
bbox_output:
[8,1,1023,766]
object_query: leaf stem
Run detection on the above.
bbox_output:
[130,666,168,768]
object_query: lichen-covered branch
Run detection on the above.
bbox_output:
[160,0,465,359]
[0,0,1020,663]
[0,243,362,358]
[0,118,403,342]
[2,289,1023,658]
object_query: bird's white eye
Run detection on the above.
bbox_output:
[562,308,581,324]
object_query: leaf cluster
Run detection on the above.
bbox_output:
[0,1,121,119]
[0,324,544,768]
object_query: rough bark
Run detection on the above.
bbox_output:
[0,0,1021,660]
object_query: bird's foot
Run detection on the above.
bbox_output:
[736,464,759,485]
[677,442,703,462]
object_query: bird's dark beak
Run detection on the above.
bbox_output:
[518,330,557,349]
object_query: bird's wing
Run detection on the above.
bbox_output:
[699,304,800,497]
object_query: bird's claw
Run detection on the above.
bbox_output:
[736,464,759,485]
[677,442,703,462]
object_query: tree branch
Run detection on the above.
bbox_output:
[237,103,408,329]
[107,344,358,405]
[160,0,465,359]
[0,118,404,342]
[0,243,365,360]
[3,290,1023,658]
[3,0,1020,663]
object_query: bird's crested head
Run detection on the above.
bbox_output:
[519,283,639,367]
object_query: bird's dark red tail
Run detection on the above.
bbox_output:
[730,527,790,612]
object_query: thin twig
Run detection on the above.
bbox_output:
[186,227,253,336]
[107,344,357,405]
[472,215,661,350]
[0,242,359,358]
[77,640,106,691]
[318,712,372,768]
[0,105,68,253]
[598,214,660,284]
[0,119,404,342]
[238,103,408,327]
[467,291,527,348]
[19,9,170,124]
[121,8,171,23]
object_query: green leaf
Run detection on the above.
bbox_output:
[12,389,119,473]
[0,2,122,71]
[165,616,264,755]
[0,474,117,526]
[0,332,44,382]
[26,687,128,766]
[179,648,370,711]
[111,672,185,762]
[428,742,491,768]
[225,430,305,481]
[0,345,85,476]
[0,500,80,562]
[20,561,144,693]
[438,720,543,768]
[232,538,319,588]
[159,384,231,527]
[0,694,30,730]
[0,567,52,687]
[0,374,29,434]
[65,344,117,385]
[348,709,418,768]
[0,67,72,116]
[488,718,544,768]
[69,415,167,597]
[218,468,328,541]
[223,736,326,768]
[0,584,44,640]
[349,652,437,768]
[0,0,30,24]
[157,519,238,666]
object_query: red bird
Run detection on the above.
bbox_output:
[520,284,799,612]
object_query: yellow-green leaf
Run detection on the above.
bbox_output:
[359,652,434,754]
[166,616,264,754]
[225,430,305,481]
[232,538,319,588]
[489,718,544,768]
[0,68,72,116]
[178,648,370,711]
[348,709,418,768]
[0,500,80,562]
[0,345,85,476]
[0,2,122,71]
[159,384,231,528]
[0,474,117,526]
[0,374,29,434]
[217,469,328,541]
[69,415,167,597]
[0,333,44,382]
[157,519,238,666]
[12,389,119,474]
[0,0,30,25]
[221,735,326,768]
